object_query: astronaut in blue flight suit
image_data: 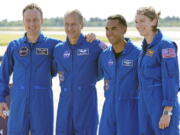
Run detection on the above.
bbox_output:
[98,15,140,135]
[54,10,107,135]
[136,7,180,135]
[0,3,61,135]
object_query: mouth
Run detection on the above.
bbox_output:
[108,36,114,40]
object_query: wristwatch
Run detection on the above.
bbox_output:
[163,110,173,116]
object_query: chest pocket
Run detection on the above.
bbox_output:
[14,47,30,68]
[142,53,161,79]
[33,48,51,68]
[119,59,135,79]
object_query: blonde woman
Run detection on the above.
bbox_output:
[136,7,179,135]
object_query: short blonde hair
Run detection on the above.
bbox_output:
[64,9,84,24]
[136,6,160,30]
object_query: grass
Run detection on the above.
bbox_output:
[0,34,141,46]
[0,34,22,46]
[0,33,111,46]
[0,34,65,46]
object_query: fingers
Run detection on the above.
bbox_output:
[159,115,171,129]
[85,33,96,42]
[3,103,9,111]
[159,121,170,129]
[0,103,9,119]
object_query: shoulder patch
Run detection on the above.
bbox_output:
[162,48,176,58]
[99,41,108,50]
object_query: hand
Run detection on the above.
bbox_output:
[85,33,96,42]
[0,102,9,119]
[159,114,171,129]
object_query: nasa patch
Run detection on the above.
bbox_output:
[108,59,114,66]
[63,50,71,58]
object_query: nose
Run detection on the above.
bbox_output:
[29,21,35,27]
[66,25,73,32]
[106,29,112,37]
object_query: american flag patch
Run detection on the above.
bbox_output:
[162,48,176,58]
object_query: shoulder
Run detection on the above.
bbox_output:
[100,46,111,58]
[55,41,66,48]
[158,36,177,59]
[44,37,62,46]
[160,36,176,49]
[85,39,108,50]
[128,40,141,57]
[54,41,66,53]
[7,37,24,50]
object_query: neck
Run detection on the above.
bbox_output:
[69,38,78,45]
[145,30,157,44]
[69,34,81,45]
[27,33,40,43]
[113,39,126,53]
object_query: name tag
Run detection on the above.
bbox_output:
[36,48,48,55]
[77,48,89,56]
[122,59,133,66]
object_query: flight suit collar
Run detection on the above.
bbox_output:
[109,38,133,57]
[142,29,162,50]
[22,32,45,44]
[66,33,85,48]
[122,38,133,55]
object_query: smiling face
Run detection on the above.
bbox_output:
[135,14,157,37]
[64,13,83,42]
[105,19,126,46]
[23,8,43,37]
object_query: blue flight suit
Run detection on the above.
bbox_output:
[0,33,60,135]
[98,39,140,135]
[138,30,180,135]
[54,34,105,135]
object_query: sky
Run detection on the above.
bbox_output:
[0,0,179,22]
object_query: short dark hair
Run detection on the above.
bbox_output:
[107,14,127,28]
[23,3,43,17]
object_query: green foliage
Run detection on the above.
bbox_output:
[0,16,180,27]
[43,17,64,27]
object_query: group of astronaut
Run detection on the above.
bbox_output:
[0,3,179,135]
